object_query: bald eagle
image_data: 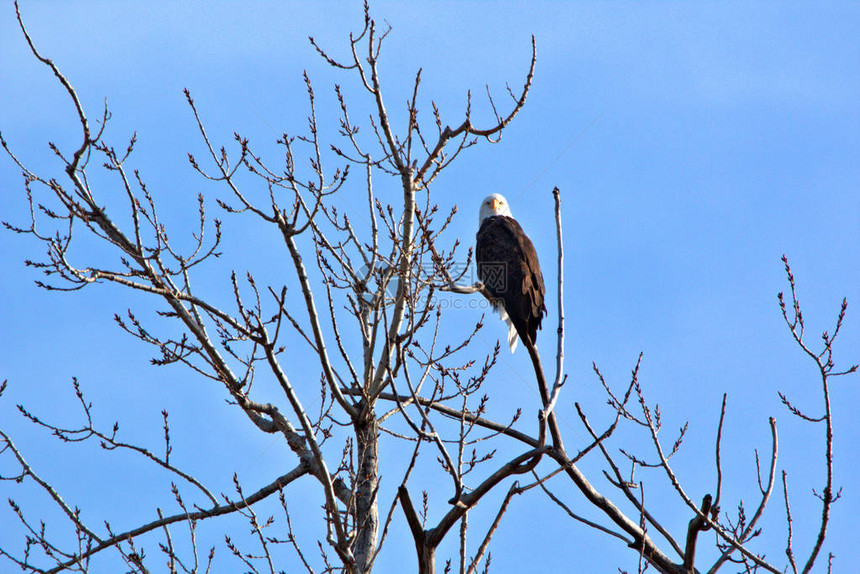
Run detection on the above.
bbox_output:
[476,194,546,353]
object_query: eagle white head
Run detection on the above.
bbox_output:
[479,193,513,226]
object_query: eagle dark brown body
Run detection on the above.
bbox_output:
[476,215,546,350]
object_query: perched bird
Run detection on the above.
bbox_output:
[476,193,546,353]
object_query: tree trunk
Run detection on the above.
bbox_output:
[354,409,380,573]
[417,542,436,574]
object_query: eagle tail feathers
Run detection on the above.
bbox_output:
[505,317,519,353]
[495,305,519,353]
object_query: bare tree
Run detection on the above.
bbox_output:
[1,3,855,573]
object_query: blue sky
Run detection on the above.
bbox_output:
[2,2,859,572]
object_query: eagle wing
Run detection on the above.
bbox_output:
[476,216,546,347]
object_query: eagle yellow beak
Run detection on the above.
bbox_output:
[492,198,502,211]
